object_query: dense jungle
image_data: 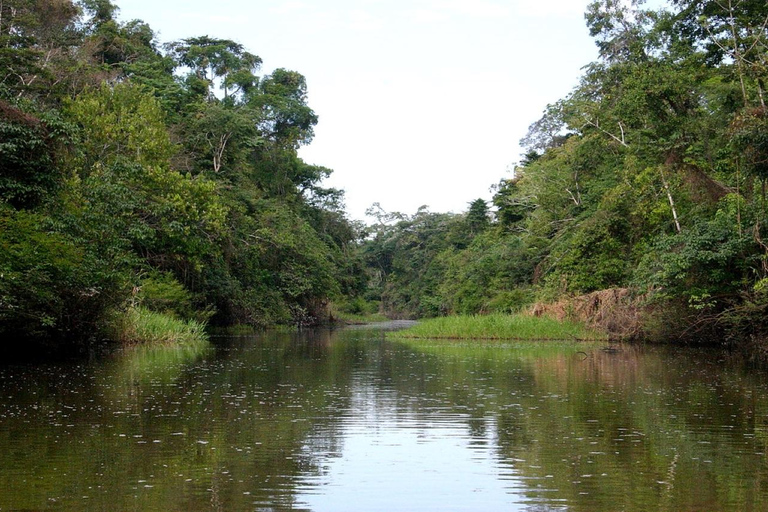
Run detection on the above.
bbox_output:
[2,0,768,355]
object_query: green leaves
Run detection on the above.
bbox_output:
[252,68,317,147]
[166,36,262,101]
[730,107,768,179]
[0,1,368,347]
[0,100,72,208]
[634,193,757,304]
[585,0,658,63]
[65,82,175,169]
[0,207,127,344]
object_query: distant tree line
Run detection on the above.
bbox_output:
[360,0,768,346]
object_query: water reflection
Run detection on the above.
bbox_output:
[296,370,527,512]
[0,330,767,511]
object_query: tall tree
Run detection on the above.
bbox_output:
[166,36,261,101]
[671,0,768,107]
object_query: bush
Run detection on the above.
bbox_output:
[485,288,535,314]
[137,271,213,322]
[0,208,129,346]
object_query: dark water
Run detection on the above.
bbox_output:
[2,324,768,511]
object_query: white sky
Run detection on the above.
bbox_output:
[117,0,605,220]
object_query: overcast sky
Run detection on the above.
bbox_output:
[117,0,605,220]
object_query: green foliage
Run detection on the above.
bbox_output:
[337,297,377,316]
[10,0,768,353]
[585,0,658,63]
[438,229,536,315]
[65,82,176,169]
[136,271,212,322]
[356,0,768,351]
[721,278,768,346]
[492,177,532,227]
[0,1,365,351]
[0,0,81,99]
[730,107,768,179]
[634,194,757,307]
[329,297,386,324]
[254,68,317,146]
[64,82,227,282]
[465,198,490,236]
[545,209,630,294]
[361,206,460,318]
[484,288,535,314]
[0,208,127,345]
[0,101,72,208]
[166,36,261,100]
[179,100,258,176]
[361,202,539,319]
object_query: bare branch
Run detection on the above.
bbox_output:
[582,117,629,146]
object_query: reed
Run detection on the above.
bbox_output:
[388,313,606,341]
[110,306,209,346]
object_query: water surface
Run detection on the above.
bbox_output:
[1,326,767,511]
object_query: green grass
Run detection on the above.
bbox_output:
[388,313,607,341]
[109,306,209,346]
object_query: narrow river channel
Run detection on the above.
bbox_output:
[1,324,768,511]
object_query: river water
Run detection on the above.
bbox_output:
[2,323,768,511]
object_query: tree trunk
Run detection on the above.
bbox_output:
[660,165,681,234]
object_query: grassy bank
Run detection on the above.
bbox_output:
[389,313,607,341]
[108,306,209,346]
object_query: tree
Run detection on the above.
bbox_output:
[0,0,81,99]
[65,82,226,281]
[585,0,658,63]
[0,207,127,346]
[466,198,490,236]
[166,36,261,101]
[0,99,72,208]
[671,0,768,107]
[252,68,317,147]
[180,101,259,176]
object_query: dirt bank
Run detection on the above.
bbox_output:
[529,288,646,341]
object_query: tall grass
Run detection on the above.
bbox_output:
[109,306,209,346]
[389,313,606,341]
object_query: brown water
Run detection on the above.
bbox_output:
[1,324,768,511]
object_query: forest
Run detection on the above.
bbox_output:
[2,0,768,354]
[0,0,367,353]
[358,0,768,348]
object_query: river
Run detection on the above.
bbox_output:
[1,323,767,511]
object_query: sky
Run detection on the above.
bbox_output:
[117,0,603,220]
